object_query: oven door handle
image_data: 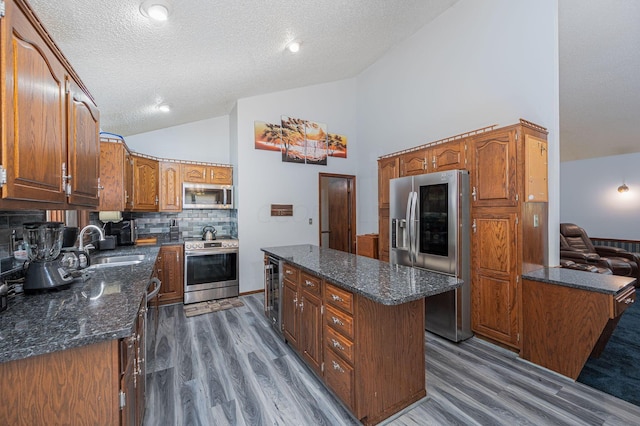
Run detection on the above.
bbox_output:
[185,248,238,256]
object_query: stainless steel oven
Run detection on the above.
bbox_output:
[184,238,239,304]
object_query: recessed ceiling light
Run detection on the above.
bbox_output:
[286,40,301,53]
[140,1,170,22]
[157,103,171,112]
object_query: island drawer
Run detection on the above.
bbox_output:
[324,346,355,411]
[325,282,354,314]
[300,272,321,295]
[282,263,299,283]
[325,304,354,339]
[612,285,636,318]
[325,326,354,364]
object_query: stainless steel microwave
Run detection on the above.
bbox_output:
[182,183,234,209]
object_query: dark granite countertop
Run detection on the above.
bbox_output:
[523,267,636,295]
[261,244,461,305]
[0,245,159,364]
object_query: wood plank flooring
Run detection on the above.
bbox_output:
[144,294,640,425]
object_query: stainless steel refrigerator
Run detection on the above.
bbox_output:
[389,169,472,342]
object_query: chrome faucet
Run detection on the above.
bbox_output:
[78,224,106,252]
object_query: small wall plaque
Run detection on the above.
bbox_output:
[271,204,293,216]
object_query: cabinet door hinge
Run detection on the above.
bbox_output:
[321,362,324,373]
[517,333,520,342]
[119,390,126,409]
[515,216,519,225]
[515,194,519,202]
[0,1,5,18]
[0,166,6,187]
[321,304,324,315]
[65,78,70,95]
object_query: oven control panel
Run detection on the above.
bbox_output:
[185,239,239,250]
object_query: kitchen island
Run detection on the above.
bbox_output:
[261,244,462,425]
[0,245,160,425]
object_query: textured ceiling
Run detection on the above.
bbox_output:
[25,1,640,161]
[559,0,640,161]
[27,0,458,137]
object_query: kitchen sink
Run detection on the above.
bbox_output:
[89,254,145,268]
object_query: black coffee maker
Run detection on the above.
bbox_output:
[104,220,137,245]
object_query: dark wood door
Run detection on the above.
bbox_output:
[320,174,356,254]
[67,78,100,207]
[2,2,67,204]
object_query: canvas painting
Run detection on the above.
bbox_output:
[254,121,282,151]
[327,133,347,158]
[280,115,307,164]
[304,121,328,165]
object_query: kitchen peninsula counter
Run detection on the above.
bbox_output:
[0,245,160,363]
[521,267,636,379]
[261,244,461,425]
[261,244,462,305]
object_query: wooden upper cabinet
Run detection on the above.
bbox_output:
[182,164,232,185]
[399,148,428,176]
[524,135,548,202]
[99,141,126,211]
[131,155,159,211]
[66,78,100,207]
[469,129,518,208]
[159,162,182,212]
[377,157,399,209]
[430,141,465,172]
[1,0,67,205]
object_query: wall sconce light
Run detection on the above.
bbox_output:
[617,183,629,193]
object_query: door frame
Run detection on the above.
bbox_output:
[318,173,357,253]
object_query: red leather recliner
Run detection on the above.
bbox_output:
[560,223,639,286]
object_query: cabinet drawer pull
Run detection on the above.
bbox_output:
[331,339,345,351]
[304,279,315,287]
[331,294,344,302]
[332,316,344,326]
[332,360,345,373]
[624,297,634,304]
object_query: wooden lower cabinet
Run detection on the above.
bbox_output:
[281,264,426,425]
[356,234,379,259]
[153,244,184,305]
[0,299,147,426]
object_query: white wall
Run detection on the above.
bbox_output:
[124,116,230,163]
[560,152,640,239]
[356,0,560,262]
[235,79,358,292]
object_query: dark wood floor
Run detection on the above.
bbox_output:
[144,294,640,425]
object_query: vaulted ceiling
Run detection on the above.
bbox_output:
[26,0,640,161]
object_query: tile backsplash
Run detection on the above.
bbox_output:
[0,210,47,258]
[90,209,238,239]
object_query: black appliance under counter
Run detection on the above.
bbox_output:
[261,244,462,305]
[0,245,160,364]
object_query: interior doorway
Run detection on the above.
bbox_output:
[319,173,356,253]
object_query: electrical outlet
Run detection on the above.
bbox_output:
[533,214,539,228]
[309,218,313,225]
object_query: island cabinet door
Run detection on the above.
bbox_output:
[282,263,300,349]
[300,289,323,375]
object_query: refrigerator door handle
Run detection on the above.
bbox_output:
[410,191,418,263]
[405,193,413,253]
